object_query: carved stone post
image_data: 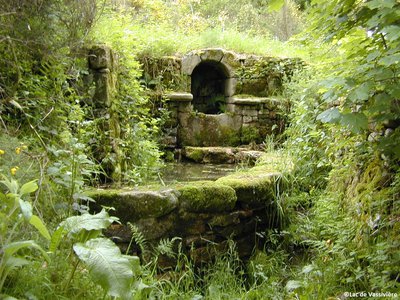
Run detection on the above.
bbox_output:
[88,45,122,182]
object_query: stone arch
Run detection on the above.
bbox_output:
[191,60,230,114]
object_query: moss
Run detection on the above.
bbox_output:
[181,114,241,147]
[241,126,261,144]
[216,166,280,206]
[219,126,241,146]
[193,124,240,147]
[183,147,205,162]
[183,146,237,164]
[177,181,237,212]
[234,94,260,98]
[85,188,178,222]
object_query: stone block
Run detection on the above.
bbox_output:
[243,116,253,124]
[185,234,219,247]
[136,213,178,240]
[87,188,179,222]
[208,211,240,227]
[200,48,224,62]
[221,50,244,75]
[225,103,236,114]
[263,98,280,110]
[181,52,201,75]
[89,45,114,70]
[237,78,269,97]
[166,92,193,101]
[242,109,258,117]
[225,78,237,96]
[258,112,269,119]
[216,165,279,206]
[182,146,236,164]
[178,102,192,113]
[177,113,242,147]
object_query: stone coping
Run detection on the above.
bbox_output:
[229,96,279,105]
[165,92,193,102]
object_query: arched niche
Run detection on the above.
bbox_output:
[191,61,229,114]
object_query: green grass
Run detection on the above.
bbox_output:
[91,9,310,60]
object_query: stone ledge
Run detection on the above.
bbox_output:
[165,92,193,102]
[216,165,281,207]
[230,96,279,106]
[86,188,179,222]
[182,146,264,164]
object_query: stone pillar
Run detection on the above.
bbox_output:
[88,45,122,182]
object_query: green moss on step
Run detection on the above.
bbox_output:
[216,166,280,206]
[178,181,237,212]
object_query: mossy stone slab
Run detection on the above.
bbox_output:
[177,181,237,213]
[216,167,280,206]
[86,188,178,222]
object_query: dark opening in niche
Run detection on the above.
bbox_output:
[191,61,228,114]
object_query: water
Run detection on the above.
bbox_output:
[159,161,241,183]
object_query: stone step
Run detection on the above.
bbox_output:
[181,146,264,164]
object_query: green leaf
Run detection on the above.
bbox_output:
[378,131,400,159]
[267,0,285,12]
[49,226,67,253]
[3,240,50,262]
[366,51,380,62]
[4,257,30,270]
[383,25,400,42]
[348,82,372,102]
[285,280,302,292]
[19,199,33,221]
[378,53,400,66]
[9,99,23,110]
[0,177,19,194]
[370,93,392,115]
[0,294,19,300]
[60,209,119,238]
[340,112,368,133]
[73,238,136,299]
[365,0,396,10]
[389,85,400,98]
[316,107,341,123]
[29,215,51,240]
[301,264,314,274]
[0,192,14,209]
[19,180,38,196]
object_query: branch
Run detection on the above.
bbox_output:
[380,32,388,50]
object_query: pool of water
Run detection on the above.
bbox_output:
[159,161,242,184]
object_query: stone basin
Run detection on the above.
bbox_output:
[160,161,239,184]
[86,152,289,264]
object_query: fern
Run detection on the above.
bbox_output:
[126,222,147,256]
[153,237,182,259]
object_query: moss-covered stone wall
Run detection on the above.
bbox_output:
[86,162,283,264]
